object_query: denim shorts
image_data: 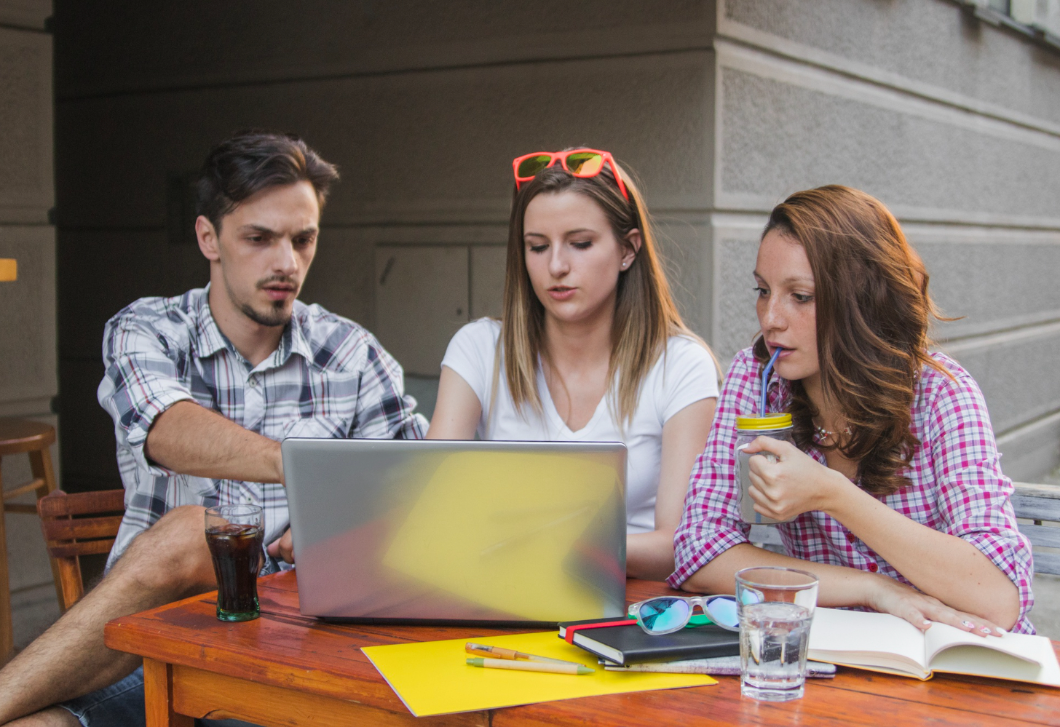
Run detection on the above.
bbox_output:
[60,666,259,727]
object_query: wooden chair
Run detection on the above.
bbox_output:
[36,489,126,611]
[1012,482,1060,576]
[0,419,61,661]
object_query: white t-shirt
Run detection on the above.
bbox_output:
[440,318,719,535]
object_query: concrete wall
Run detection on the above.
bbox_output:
[53,0,1060,489]
[0,0,59,596]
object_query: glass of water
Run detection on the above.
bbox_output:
[735,566,819,702]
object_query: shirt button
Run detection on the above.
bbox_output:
[867,562,879,573]
[845,532,856,543]
[248,377,258,388]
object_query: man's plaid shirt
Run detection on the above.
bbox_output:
[98,286,426,569]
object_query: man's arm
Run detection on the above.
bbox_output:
[145,400,284,484]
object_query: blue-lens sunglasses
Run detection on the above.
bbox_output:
[628,595,741,635]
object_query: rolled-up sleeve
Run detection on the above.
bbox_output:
[669,350,763,588]
[97,313,195,477]
[927,366,1035,632]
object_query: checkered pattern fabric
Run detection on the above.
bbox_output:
[98,286,426,569]
[670,348,1035,633]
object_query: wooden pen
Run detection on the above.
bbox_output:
[464,642,583,667]
[466,657,594,675]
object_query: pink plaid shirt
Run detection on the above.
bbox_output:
[670,348,1035,634]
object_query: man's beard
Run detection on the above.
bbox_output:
[225,273,296,328]
[240,300,290,327]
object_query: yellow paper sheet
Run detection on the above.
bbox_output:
[362,630,717,717]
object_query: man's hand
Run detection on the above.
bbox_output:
[267,527,295,564]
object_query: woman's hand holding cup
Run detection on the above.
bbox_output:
[743,436,847,521]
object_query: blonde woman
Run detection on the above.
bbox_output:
[428,149,718,580]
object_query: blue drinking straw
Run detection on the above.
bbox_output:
[760,348,782,416]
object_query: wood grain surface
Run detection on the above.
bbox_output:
[104,571,1060,726]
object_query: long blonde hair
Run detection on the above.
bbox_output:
[500,157,716,426]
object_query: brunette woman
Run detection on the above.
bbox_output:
[671,185,1033,634]
[429,149,719,580]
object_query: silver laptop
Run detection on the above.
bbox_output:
[281,438,628,626]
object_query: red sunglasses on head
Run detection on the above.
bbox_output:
[512,148,630,202]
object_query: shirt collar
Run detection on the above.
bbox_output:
[193,285,231,359]
[193,284,314,369]
[285,305,314,365]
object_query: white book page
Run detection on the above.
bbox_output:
[808,607,927,674]
[925,623,1039,666]
[926,626,1060,686]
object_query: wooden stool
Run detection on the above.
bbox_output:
[0,419,62,662]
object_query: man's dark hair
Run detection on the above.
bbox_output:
[196,130,340,232]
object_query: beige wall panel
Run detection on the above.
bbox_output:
[0,26,52,223]
[912,230,1060,343]
[55,1,713,97]
[652,216,712,341]
[470,246,506,321]
[0,0,50,30]
[721,0,1060,129]
[298,228,374,331]
[56,51,714,230]
[942,324,1060,436]
[717,63,1060,224]
[712,225,763,368]
[0,225,55,402]
[997,412,1060,482]
[374,245,469,377]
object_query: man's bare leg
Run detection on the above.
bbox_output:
[3,707,79,727]
[0,506,216,725]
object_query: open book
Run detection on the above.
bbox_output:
[808,607,1060,686]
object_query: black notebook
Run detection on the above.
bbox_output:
[558,616,741,666]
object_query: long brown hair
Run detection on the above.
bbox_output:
[501,155,715,426]
[752,185,950,496]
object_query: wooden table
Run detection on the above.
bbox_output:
[104,571,1060,726]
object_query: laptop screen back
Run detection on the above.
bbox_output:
[282,438,627,625]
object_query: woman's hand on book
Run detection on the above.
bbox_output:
[745,437,850,521]
[864,575,1006,637]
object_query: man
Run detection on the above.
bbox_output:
[0,130,425,726]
